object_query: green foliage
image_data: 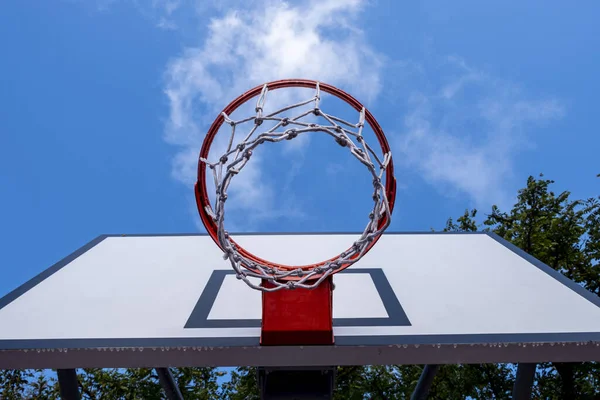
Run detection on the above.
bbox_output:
[25,370,58,399]
[0,369,59,400]
[333,366,409,399]
[0,368,224,399]
[425,364,514,400]
[444,209,479,232]
[220,367,259,399]
[0,369,33,399]
[173,367,225,399]
[75,368,164,399]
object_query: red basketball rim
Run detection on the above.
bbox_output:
[195,79,396,280]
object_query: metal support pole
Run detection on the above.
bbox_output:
[57,369,80,400]
[512,363,536,400]
[410,364,439,400]
[156,368,184,400]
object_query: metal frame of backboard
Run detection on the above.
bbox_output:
[1,231,599,399]
[1,232,600,370]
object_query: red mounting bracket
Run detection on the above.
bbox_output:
[260,277,334,346]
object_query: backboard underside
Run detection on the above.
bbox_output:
[1,232,599,369]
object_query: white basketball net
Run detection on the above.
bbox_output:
[201,83,392,291]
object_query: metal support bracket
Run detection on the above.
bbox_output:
[512,363,536,400]
[57,369,80,400]
[156,367,184,400]
[410,364,439,400]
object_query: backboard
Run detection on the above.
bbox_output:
[1,232,600,369]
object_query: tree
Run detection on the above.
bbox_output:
[0,368,225,399]
[0,369,34,400]
[221,367,260,399]
[483,174,600,399]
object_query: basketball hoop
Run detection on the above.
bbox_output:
[195,79,396,292]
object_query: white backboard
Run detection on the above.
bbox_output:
[1,232,599,368]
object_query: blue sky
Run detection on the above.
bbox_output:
[1,0,599,297]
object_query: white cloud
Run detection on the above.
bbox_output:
[396,56,565,208]
[89,0,566,221]
[163,0,383,228]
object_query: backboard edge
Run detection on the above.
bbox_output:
[0,235,109,311]
[486,232,600,308]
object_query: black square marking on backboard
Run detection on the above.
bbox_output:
[184,268,411,329]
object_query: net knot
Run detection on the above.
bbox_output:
[263,267,275,275]
[222,247,233,259]
[336,137,348,147]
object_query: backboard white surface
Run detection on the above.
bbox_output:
[1,232,599,368]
